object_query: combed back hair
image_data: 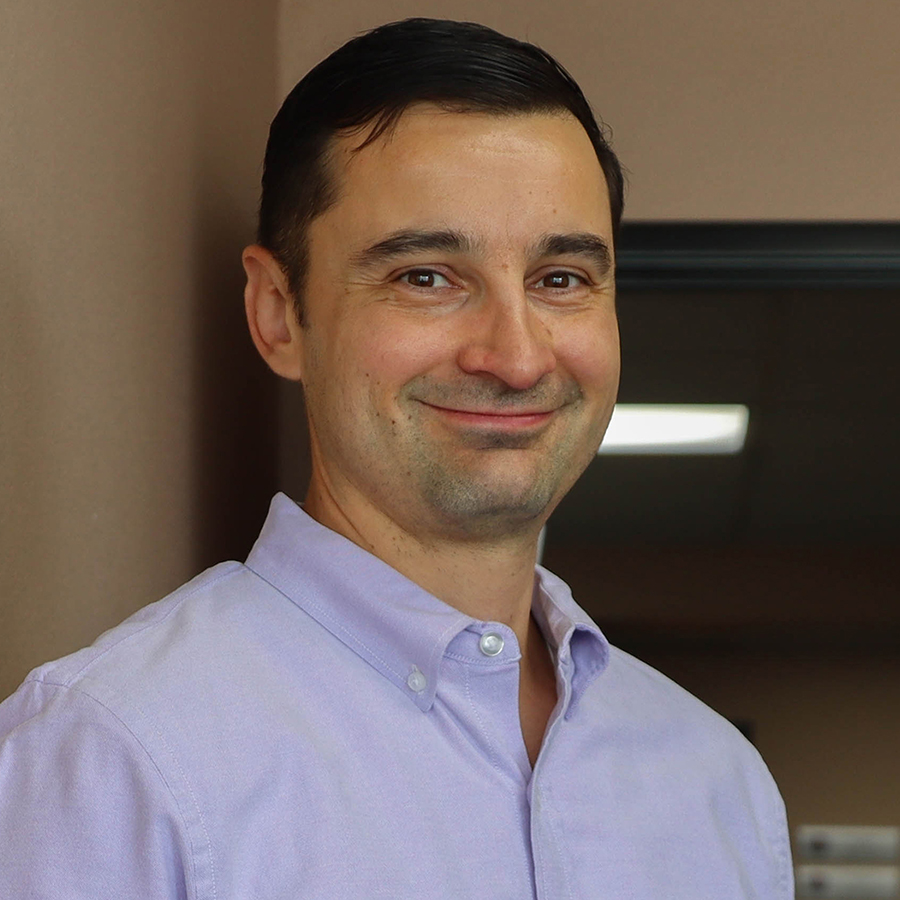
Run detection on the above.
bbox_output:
[258,17,625,314]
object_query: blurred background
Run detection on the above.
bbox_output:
[2,0,898,854]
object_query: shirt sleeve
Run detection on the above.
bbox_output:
[0,680,191,900]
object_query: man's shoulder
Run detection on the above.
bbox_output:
[604,645,744,735]
[603,644,713,707]
[0,562,267,899]
[601,644,776,782]
[23,562,247,682]
[1,560,291,732]
[536,568,769,768]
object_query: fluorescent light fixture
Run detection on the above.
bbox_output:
[598,404,749,455]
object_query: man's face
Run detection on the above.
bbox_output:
[296,106,619,541]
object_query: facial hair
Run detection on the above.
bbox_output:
[399,373,596,538]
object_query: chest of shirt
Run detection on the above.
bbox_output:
[122,636,782,900]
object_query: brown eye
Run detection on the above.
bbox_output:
[541,272,583,289]
[401,269,449,288]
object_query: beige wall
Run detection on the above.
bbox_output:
[0,0,279,699]
[279,0,900,220]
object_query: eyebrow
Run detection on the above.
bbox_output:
[351,229,479,270]
[349,228,613,275]
[532,232,613,275]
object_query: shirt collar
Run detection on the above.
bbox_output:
[246,494,609,714]
[532,565,611,717]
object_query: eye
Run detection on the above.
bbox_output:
[538,271,586,289]
[399,269,452,289]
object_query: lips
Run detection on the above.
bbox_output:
[427,403,555,417]
[406,375,582,431]
[420,402,556,430]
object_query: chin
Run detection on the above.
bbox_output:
[419,471,558,538]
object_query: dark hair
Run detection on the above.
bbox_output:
[258,18,625,310]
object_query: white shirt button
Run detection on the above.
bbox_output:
[407,667,427,692]
[479,632,504,657]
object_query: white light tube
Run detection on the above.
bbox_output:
[598,404,749,455]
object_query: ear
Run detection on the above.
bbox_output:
[242,245,304,381]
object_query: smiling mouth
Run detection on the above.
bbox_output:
[420,402,556,431]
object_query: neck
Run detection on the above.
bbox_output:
[304,477,543,650]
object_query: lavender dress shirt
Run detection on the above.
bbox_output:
[0,493,793,898]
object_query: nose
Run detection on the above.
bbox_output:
[455,289,557,390]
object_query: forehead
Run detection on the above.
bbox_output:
[314,107,612,253]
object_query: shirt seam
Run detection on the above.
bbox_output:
[538,780,576,900]
[463,666,502,775]
[770,775,794,898]
[442,651,520,667]
[426,616,477,690]
[244,564,407,684]
[24,682,211,900]
[39,563,243,688]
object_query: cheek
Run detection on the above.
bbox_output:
[557,316,621,397]
[344,316,459,396]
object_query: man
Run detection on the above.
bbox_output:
[0,18,792,899]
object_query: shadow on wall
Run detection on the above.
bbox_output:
[188,168,281,570]
[185,0,285,570]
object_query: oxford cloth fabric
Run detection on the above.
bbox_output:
[0,493,793,899]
